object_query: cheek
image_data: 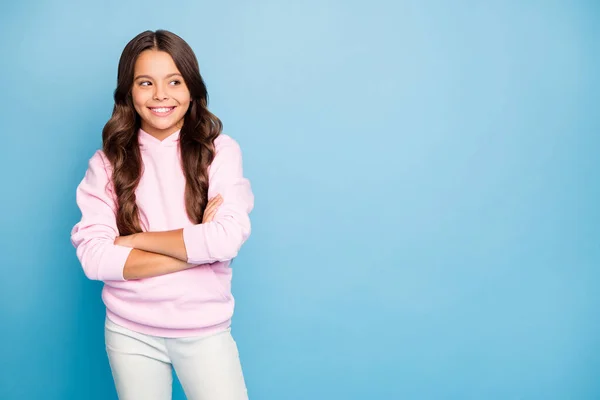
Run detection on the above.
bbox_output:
[179,102,191,117]
[176,87,191,106]
[131,89,149,111]
[176,94,191,112]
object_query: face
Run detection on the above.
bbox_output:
[131,50,191,140]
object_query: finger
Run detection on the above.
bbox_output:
[203,208,218,223]
[206,196,223,213]
[207,211,217,223]
[203,195,223,223]
[204,200,219,217]
[203,202,220,222]
[206,195,222,209]
[209,199,223,217]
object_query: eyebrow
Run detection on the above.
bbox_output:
[134,73,183,81]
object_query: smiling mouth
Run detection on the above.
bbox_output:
[148,106,176,116]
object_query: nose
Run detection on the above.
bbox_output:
[153,84,168,101]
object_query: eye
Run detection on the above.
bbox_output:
[139,81,152,87]
[170,80,181,86]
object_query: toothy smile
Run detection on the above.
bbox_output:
[149,107,176,116]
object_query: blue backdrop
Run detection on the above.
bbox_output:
[1,1,598,399]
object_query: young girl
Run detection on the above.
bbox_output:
[71,30,253,400]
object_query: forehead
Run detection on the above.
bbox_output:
[134,50,180,75]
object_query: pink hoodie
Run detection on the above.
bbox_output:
[71,129,254,337]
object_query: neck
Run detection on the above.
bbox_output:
[141,124,182,141]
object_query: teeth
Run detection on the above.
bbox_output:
[151,107,174,113]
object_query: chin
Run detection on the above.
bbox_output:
[148,118,179,130]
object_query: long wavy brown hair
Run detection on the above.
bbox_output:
[102,30,222,235]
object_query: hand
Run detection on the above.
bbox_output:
[114,234,137,248]
[202,194,223,223]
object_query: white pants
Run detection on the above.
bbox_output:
[105,317,249,400]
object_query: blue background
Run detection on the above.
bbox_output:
[1,1,598,399]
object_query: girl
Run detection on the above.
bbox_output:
[71,30,253,400]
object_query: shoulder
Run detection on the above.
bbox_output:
[88,149,111,171]
[213,134,245,163]
[84,150,114,182]
[214,133,242,153]
[209,134,246,174]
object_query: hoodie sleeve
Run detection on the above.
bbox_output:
[182,135,254,265]
[70,151,133,281]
